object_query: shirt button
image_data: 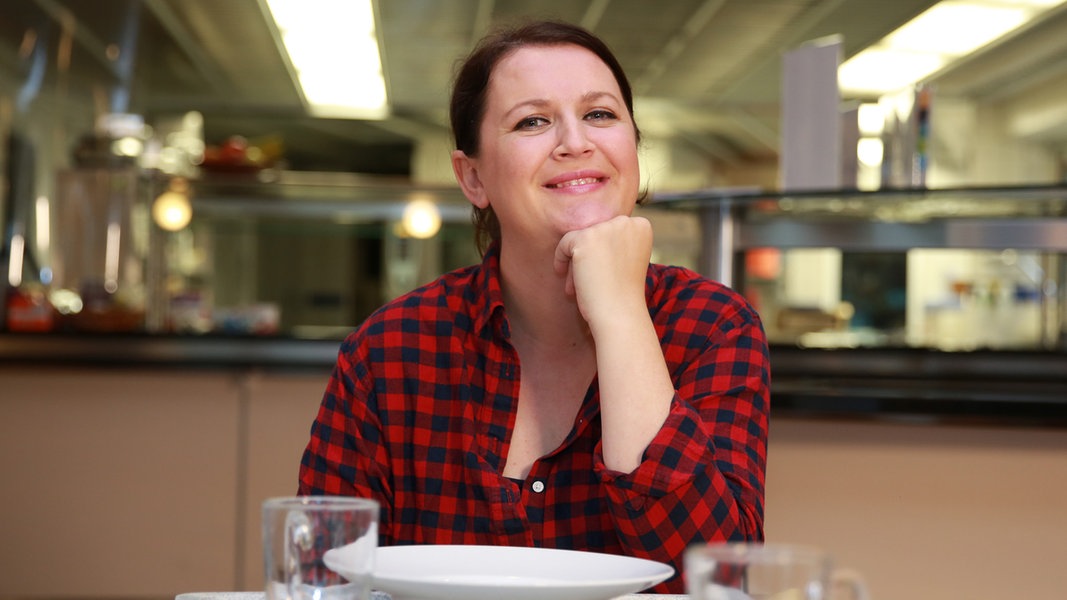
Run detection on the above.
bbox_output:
[531,480,545,493]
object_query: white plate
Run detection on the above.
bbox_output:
[325,544,674,600]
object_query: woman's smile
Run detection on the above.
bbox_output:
[544,171,607,192]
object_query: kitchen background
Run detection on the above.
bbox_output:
[2,0,1066,345]
[2,1,1067,599]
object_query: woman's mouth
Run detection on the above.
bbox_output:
[547,177,603,189]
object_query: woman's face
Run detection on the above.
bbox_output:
[453,43,640,249]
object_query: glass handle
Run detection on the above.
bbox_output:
[284,510,313,596]
[830,568,869,600]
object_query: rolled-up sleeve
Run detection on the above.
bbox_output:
[596,283,770,579]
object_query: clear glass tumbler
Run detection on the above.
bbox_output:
[685,542,867,600]
[263,496,379,600]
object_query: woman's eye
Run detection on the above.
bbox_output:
[515,116,548,130]
[586,109,618,122]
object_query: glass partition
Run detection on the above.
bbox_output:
[5,171,1066,351]
[156,172,479,337]
[649,184,1067,352]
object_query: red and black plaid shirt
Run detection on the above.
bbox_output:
[298,244,769,593]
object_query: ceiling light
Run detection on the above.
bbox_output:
[857,138,885,167]
[839,49,945,96]
[265,0,388,119]
[153,178,193,232]
[887,3,1027,55]
[857,103,886,136]
[401,199,442,239]
[839,0,1066,96]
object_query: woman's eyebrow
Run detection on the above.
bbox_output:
[503,91,622,118]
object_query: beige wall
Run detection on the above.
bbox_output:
[0,366,326,599]
[1,366,1066,599]
[766,417,1067,600]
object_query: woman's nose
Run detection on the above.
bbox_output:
[554,118,594,157]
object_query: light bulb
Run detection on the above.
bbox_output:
[401,199,441,239]
[152,179,192,231]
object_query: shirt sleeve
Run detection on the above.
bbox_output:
[594,287,770,575]
[297,333,394,537]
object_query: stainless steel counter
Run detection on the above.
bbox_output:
[0,332,340,371]
[2,333,1064,426]
[768,345,1067,426]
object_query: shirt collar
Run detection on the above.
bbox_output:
[471,241,508,338]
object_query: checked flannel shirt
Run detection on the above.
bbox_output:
[298,243,770,593]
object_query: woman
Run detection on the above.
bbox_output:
[298,20,770,592]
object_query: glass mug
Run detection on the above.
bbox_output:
[685,543,868,600]
[263,496,380,600]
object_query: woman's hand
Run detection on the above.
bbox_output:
[553,215,653,332]
[555,214,673,473]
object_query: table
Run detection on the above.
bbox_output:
[174,589,691,593]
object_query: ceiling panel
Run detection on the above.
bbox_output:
[1,0,1064,174]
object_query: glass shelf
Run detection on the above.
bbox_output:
[647,184,1067,353]
[651,184,1067,221]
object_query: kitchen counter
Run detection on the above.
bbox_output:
[2,332,1064,426]
[0,331,341,371]
[768,344,1067,427]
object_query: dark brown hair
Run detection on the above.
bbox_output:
[449,20,642,255]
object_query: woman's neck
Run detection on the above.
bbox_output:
[498,241,591,351]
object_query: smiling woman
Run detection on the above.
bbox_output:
[297,20,770,594]
[448,21,643,255]
[451,43,641,252]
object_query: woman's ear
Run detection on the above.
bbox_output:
[451,150,490,209]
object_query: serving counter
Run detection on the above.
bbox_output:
[0,331,340,370]
[3,331,1064,427]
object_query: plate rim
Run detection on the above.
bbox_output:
[369,544,674,591]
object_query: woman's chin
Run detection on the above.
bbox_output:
[558,210,620,233]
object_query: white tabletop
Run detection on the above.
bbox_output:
[174,589,687,593]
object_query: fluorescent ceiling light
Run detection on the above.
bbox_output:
[839,49,945,97]
[839,0,1066,96]
[886,4,1026,55]
[265,0,388,119]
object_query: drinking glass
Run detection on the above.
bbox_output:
[263,496,379,600]
[685,542,867,600]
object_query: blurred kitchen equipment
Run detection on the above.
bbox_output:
[2,130,43,330]
[51,167,148,331]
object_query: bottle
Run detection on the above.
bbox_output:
[5,284,55,332]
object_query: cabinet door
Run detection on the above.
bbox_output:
[0,367,242,597]
[766,418,1067,600]
[240,371,332,589]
